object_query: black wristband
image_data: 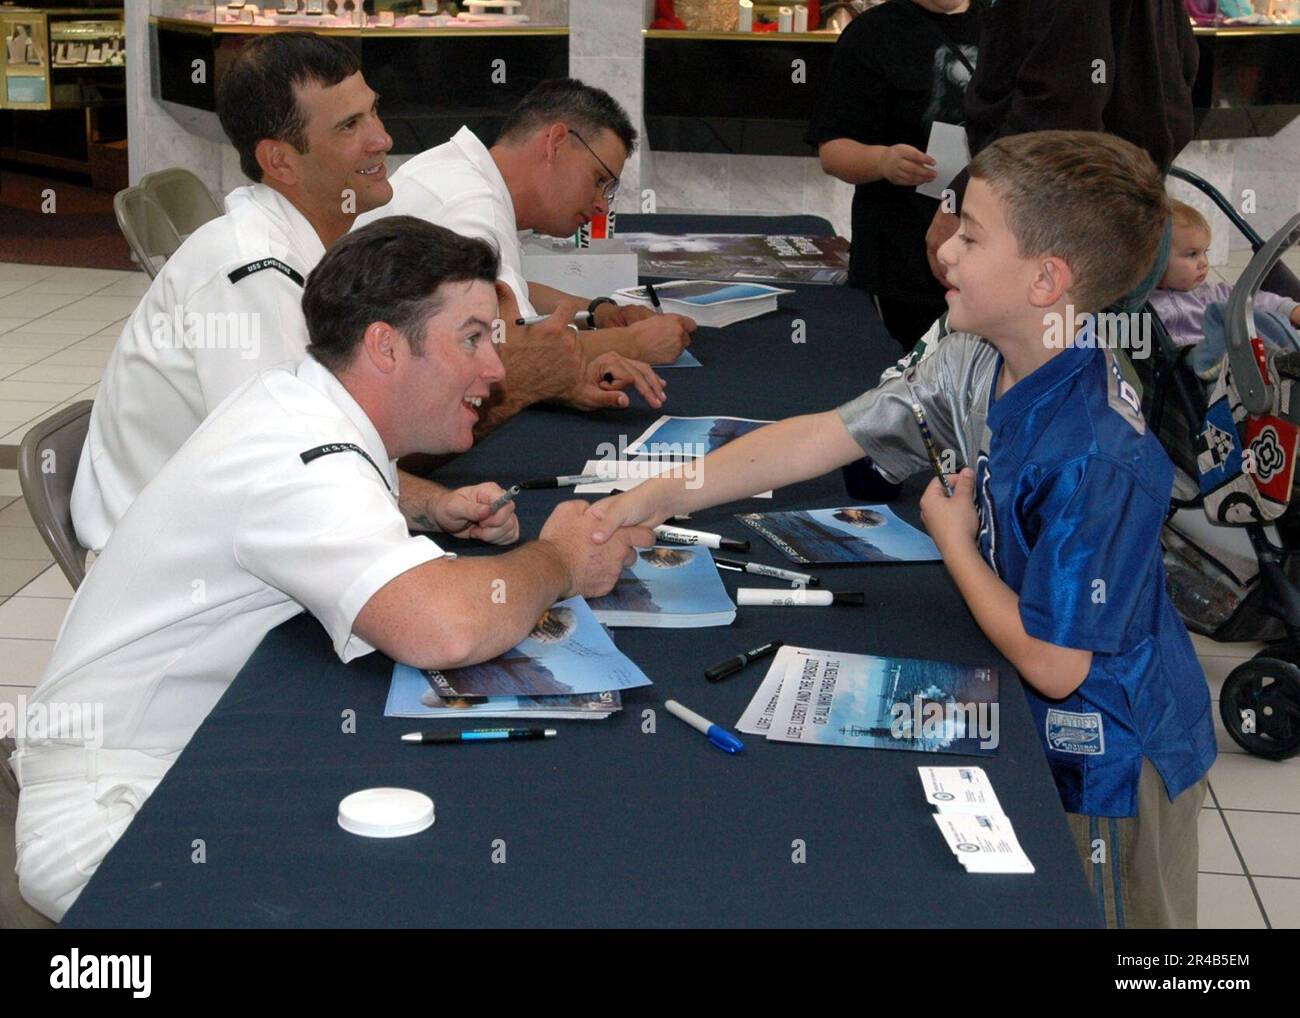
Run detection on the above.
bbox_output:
[587,296,617,323]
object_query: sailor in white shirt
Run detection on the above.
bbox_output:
[356,79,696,371]
[72,32,394,552]
[13,218,653,922]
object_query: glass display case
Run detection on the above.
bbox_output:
[1,7,124,111]
[150,0,567,30]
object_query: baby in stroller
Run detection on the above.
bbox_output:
[1150,199,1300,379]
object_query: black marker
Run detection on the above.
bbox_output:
[645,282,664,314]
[705,639,784,682]
[713,556,819,587]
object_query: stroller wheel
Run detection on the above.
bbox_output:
[1219,657,1300,760]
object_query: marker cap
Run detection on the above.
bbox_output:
[338,787,435,838]
[706,724,745,754]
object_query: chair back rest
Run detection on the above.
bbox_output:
[17,401,94,590]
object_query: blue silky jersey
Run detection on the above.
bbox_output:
[839,332,1217,817]
[976,344,1216,817]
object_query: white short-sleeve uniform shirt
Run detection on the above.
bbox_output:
[354,125,536,316]
[71,183,327,552]
[23,356,442,758]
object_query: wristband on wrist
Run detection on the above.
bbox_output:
[587,296,617,323]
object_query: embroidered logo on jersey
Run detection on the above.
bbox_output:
[1249,425,1285,482]
[1107,354,1144,424]
[1045,709,1105,755]
[975,451,998,573]
[227,258,305,287]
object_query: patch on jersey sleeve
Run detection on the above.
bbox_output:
[1046,709,1105,755]
[227,258,305,287]
[1105,353,1146,433]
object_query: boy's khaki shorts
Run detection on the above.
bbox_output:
[1065,758,1207,929]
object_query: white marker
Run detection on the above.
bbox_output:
[653,525,750,553]
[736,588,865,607]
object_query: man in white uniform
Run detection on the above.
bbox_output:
[355,79,696,421]
[71,33,392,553]
[13,218,653,922]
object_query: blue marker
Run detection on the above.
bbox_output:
[664,699,744,754]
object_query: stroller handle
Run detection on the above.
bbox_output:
[1226,211,1300,416]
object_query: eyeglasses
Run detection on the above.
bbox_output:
[569,128,620,204]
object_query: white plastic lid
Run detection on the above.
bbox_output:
[337,787,435,838]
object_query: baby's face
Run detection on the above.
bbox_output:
[1161,225,1210,291]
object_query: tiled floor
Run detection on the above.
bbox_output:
[3,254,1300,928]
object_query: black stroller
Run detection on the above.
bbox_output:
[1138,167,1300,760]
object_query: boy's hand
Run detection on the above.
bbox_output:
[881,144,937,187]
[434,482,520,545]
[920,467,978,553]
[586,486,670,545]
[538,500,655,598]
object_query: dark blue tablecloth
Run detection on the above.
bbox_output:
[64,215,1100,929]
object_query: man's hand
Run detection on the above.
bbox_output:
[880,143,937,187]
[624,313,696,365]
[592,300,656,329]
[560,351,666,411]
[926,207,960,287]
[491,282,585,404]
[538,499,655,598]
[919,467,978,554]
[432,482,521,545]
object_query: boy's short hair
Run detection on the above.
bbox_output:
[1170,198,1211,236]
[497,78,637,156]
[968,131,1170,312]
[217,32,361,183]
[303,216,500,373]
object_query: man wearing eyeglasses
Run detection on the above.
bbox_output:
[357,79,695,432]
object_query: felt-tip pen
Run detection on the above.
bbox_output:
[401,728,557,744]
[736,588,864,607]
[705,639,783,682]
[664,700,744,753]
[644,282,665,314]
[654,525,749,552]
[487,484,521,514]
[519,473,603,489]
[713,556,818,587]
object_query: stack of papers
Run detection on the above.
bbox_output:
[614,280,793,328]
[738,645,999,756]
[919,766,1035,874]
[588,545,736,628]
[384,597,650,719]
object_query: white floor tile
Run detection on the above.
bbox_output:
[1200,656,1241,701]
[1254,877,1300,928]
[0,529,53,560]
[14,564,74,598]
[1199,808,1244,874]
[19,278,119,297]
[1198,873,1268,928]
[0,638,56,685]
[42,296,141,322]
[1220,810,1300,878]
[0,264,57,283]
[1212,700,1248,755]
[68,335,120,351]
[0,471,20,497]
[1189,632,1266,659]
[0,317,33,333]
[0,557,48,596]
[0,332,80,350]
[0,400,55,425]
[0,598,69,640]
[93,274,150,298]
[0,500,33,527]
[1211,752,1300,811]
[5,363,103,385]
[0,684,35,737]
[12,319,111,338]
[0,380,87,402]
[41,348,110,368]
[0,347,48,366]
[0,294,81,318]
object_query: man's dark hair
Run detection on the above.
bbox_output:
[217,32,361,183]
[303,216,501,372]
[497,78,637,155]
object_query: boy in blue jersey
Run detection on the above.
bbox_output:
[589,130,1216,928]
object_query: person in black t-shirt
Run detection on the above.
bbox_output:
[807,0,981,353]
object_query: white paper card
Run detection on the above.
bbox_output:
[931,811,1035,874]
[917,765,1005,815]
[916,122,970,201]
